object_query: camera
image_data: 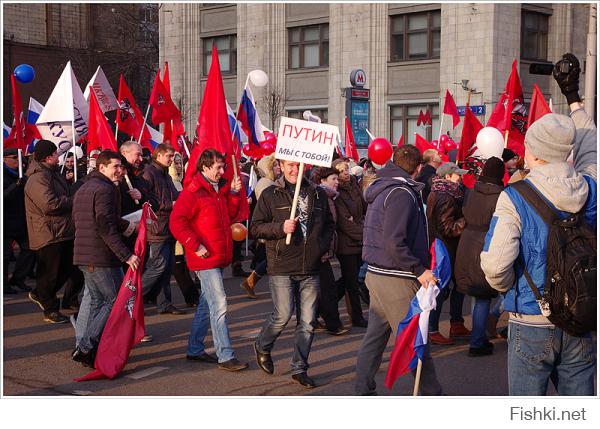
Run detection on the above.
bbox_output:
[556,58,572,74]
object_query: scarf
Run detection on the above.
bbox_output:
[431,176,464,201]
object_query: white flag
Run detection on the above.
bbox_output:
[36,61,89,152]
[83,66,118,113]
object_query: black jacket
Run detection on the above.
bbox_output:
[362,162,429,279]
[73,171,132,267]
[143,160,179,242]
[455,181,503,299]
[3,165,27,236]
[416,164,436,203]
[119,157,158,216]
[250,177,335,276]
[334,175,366,255]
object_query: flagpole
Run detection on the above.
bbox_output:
[124,174,139,205]
[286,162,305,245]
[229,74,252,182]
[137,104,151,145]
[365,129,375,141]
[115,123,119,140]
[437,111,444,143]
[180,135,191,159]
[412,359,423,396]
[17,149,23,179]
[71,117,78,183]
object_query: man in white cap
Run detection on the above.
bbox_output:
[481,53,596,395]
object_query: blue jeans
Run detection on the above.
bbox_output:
[75,287,91,347]
[256,275,320,375]
[470,298,491,348]
[507,321,596,395]
[78,266,124,353]
[429,279,465,332]
[141,242,175,312]
[187,269,235,363]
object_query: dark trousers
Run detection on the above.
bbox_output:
[318,260,343,330]
[173,255,199,305]
[337,253,365,323]
[3,233,36,286]
[62,266,84,307]
[34,241,76,315]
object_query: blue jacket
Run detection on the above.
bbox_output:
[362,162,429,279]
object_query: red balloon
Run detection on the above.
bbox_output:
[431,139,439,149]
[231,223,247,241]
[444,138,457,152]
[368,138,393,165]
[439,134,449,146]
[261,141,275,155]
[263,131,277,145]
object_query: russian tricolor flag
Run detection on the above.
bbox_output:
[227,101,246,151]
[26,97,44,153]
[146,125,163,150]
[3,122,10,140]
[236,86,265,148]
[384,239,452,389]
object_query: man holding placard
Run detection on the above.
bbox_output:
[250,117,336,388]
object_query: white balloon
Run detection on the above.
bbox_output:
[249,69,268,87]
[475,127,504,159]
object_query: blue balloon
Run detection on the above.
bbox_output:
[14,64,35,83]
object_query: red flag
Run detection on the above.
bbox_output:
[161,64,187,154]
[443,90,460,128]
[75,204,156,381]
[344,116,359,162]
[527,83,551,128]
[116,74,152,148]
[5,75,29,151]
[163,62,171,93]
[397,135,404,147]
[458,105,483,163]
[184,46,249,220]
[487,60,527,157]
[149,71,180,125]
[414,133,436,154]
[87,88,118,154]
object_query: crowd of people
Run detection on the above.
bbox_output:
[3,54,596,395]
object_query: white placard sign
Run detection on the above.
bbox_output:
[275,117,339,167]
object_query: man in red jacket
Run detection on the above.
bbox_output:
[170,149,248,371]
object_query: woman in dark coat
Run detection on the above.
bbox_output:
[455,157,505,356]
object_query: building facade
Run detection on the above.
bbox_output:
[3,3,158,124]
[161,2,593,149]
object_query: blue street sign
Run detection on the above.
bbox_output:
[351,100,370,148]
[457,105,486,116]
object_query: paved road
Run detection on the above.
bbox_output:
[3,262,511,396]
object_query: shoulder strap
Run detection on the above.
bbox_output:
[510,180,560,226]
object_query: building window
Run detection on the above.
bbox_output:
[390,10,441,61]
[287,109,328,124]
[390,104,439,144]
[288,24,329,69]
[521,11,548,61]
[203,35,237,75]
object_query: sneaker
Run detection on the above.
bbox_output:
[140,335,154,343]
[28,291,44,310]
[326,326,350,336]
[468,341,494,357]
[43,312,69,324]
[429,332,454,345]
[218,358,248,372]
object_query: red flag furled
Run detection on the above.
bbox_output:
[527,83,551,128]
[397,135,404,148]
[116,74,152,149]
[458,105,483,163]
[344,116,359,162]
[5,75,33,151]
[87,88,118,154]
[487,60,527,156]
[75,204,156,381]
[443,89,460,128]
[414,133,437,154]
[149,71,180,126]
[161,63,186,153]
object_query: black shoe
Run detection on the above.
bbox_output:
[43,312,69,324]
[468,341,494,357]
[352,319,368,328]
[72,347,95,367]
[314,320,327,333]
[8,278,31,292]
[292,372,316,388]
[231,262,251,278]
[219,358,249,372]
[4,285,18,295]
[159,305,185,315]
[28,291,44,310]
[254,342,274,374]
[186,352,218,363]
[326,326,350,336]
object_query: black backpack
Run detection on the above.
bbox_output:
[512,180,597,337]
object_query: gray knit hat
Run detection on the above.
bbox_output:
[524,113,575,163]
